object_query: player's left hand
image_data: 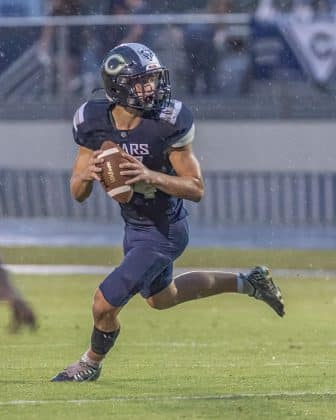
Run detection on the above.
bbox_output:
[9,299,37,333]
[119,153,158,185]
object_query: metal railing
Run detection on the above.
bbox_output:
[0,45,46,99]
[1,169,335,226]
[0,13,250,28]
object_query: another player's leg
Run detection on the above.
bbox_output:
[0,262,36,332]
[51,288,122,382]
[147,266,284,317]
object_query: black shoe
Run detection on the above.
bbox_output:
[51,360,102,382]
[245,266,285,317]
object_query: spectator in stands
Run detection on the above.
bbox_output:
[80,0,150,95]
[183,0,232,95]
[38,0,82,92]
[310,0,331,17]
[292,1,314,21]
[106,0,150,46]
[0,260,36,332]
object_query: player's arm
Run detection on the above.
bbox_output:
[70,146,104,202]
[166,144,204,201]
[119,144,204,202]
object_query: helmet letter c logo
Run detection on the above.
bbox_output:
[104,54,126,75]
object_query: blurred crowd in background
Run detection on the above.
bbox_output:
[0,0,257,16]
[1,0,336,100]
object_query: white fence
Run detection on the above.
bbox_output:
[1,169,335,226]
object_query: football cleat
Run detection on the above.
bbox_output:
[51,360,102,382]
[245,266,285,317]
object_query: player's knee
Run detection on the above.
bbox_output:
[146,297,173,310]
[146,281,178,310]
[92,289,118,322]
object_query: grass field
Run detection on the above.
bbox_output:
[1,268,336,419]
[2,246,336,269]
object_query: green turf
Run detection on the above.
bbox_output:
[2,246,336,269]
[1,274,336,419]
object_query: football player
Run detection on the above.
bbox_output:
[0,260,36,332]
[52,43,285,382]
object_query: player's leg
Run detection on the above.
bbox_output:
[0,261,36,332]
[51,270,128,383]
[0,262,16,301]
[143,218,284,316]
[143,219,242,309]
[86,288,122,364]
[147,266,285,317]
[147,270,238,309]
[51,241,172,382]
[51,288,123,382]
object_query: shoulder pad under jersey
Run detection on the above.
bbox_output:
[159,100,195,148]
[72,100,110,149]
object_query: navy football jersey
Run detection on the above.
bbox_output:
[72,98,195,228]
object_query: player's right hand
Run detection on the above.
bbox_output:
[81,150,104,182]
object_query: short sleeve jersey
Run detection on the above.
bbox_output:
[72,99,195,227]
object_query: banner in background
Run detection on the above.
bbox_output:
[279,20,336,85]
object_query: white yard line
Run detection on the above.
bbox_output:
[5,264,113,275]
[4,265,336,277]
[0,391,335,406]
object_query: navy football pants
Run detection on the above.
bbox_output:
[99,218,189,307]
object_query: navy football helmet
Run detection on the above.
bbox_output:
[101,43,171,112]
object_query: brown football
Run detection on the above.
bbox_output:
[97,140,133,203]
